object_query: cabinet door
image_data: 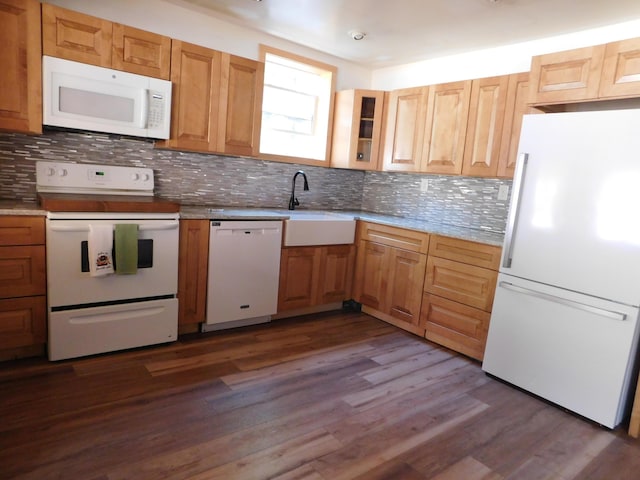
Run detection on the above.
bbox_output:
[162,40,222,152]
[218,54,264,157]
[317,245,355,304]
[178,219,210,325]
[0,296,46,349]
[599,38,640,99]
[278,246,321,311]
[353,240,389,311]
[331,90,384,170]
[0,216,45,246]
[382,87,428,172]
[497,72,531,178]
[42,4,112,67]
[112,23,171,79]
[0,245,46,299]
[462,76,508,177]
[386,248,426,327]
[425,256,497,311]
[529,45,605,105]
[0,0,41,134]
[428,235,501,270]
[422,81,471,175]
[421,293,490,361]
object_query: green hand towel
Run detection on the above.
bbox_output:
[114,224,138,275]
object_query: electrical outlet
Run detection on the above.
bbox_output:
[420,178,429,193]
[498,185,509,201]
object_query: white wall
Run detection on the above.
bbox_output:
[372,19,640,90]
[45,0,372,90]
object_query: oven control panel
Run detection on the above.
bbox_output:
[36,161,154,195]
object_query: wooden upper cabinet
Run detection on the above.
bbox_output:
[462,75,508,177]
[422,80,471,175]
[529,45,605,105]
[599,38,640,99]
[382,86,428,172]
[331,89,384,170]
[42,3,113,67]
[161,40,222,152]
[218,54,264,157]
[42,4,171,79]
[112,23,171,80]
[0,0,42,134]
[498,72,531,178]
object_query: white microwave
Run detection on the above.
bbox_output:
[43,55,172,139]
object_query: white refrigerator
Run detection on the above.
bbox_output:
[482,109,640,429]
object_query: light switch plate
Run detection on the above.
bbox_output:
[498,185,509,201]
[420,178,429,193]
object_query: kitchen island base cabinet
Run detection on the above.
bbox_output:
[278,245,355,313]
[353,222,429,335]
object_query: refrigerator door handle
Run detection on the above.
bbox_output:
[498,281,628,321]
[502,153,529,269]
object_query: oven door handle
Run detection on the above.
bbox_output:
[49,221,179,232]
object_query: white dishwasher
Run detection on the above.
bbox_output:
[204,220,283,331]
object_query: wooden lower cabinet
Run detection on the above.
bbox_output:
[278,245,355,312]
[177,219,210,326]
[353,222,429,335]
[421,293,490,361]
[422,234,501,361]
[0,216,47,359]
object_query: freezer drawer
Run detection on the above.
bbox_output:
[483,274,640,428]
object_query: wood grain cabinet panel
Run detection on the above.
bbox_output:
[279,244,355,312]
[529,45,605,105]
[428,234,501,270]
[382,86,428,172]
[421,293,490,361]
[0,0,42,134]
[354,221,429,335]
[42,3,113,67]
[422,80,471,175]
[112,23,171,80]
[177,219,210,325]
[0,216,46,358]
[599,38,640,99]
[498,72,532,178]
[425,256,497,311]
[0,296,46,349]
[219,54,264,157]
[462,75,509,177]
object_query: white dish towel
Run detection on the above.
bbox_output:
[88,224,114,277]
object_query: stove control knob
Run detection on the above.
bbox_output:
[58,168,68,177]
[46,167,56,176]
[142,173,150,182]
[131,173,140,181]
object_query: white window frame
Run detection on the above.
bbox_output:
[258,45,337,165]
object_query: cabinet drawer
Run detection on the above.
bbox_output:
[0,216,45,246]
[421,293,490,361]
[0,295,47,349]
[425,256,497,311]
[357,221,429,254]
[0,246,46,298]
[428,235,501,269]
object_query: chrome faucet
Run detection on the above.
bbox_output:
[288,170,309,210]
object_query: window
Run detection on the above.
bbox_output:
[259,45,336,162]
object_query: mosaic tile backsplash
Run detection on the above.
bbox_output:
[0,129,511,233]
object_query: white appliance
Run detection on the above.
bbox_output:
[37,162,179,361]
[482,109,640,428]
[205,220,282,331]
[43,55,172,139]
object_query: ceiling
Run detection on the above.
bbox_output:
[175,0,640,68]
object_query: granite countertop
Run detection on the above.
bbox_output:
[0,201,504,246]
[180,206,505,246]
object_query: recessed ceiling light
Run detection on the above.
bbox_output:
[349,31,366,41]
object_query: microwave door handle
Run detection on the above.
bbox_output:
[140,90,150,128]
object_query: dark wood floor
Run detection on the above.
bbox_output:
[2,311,640,479]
